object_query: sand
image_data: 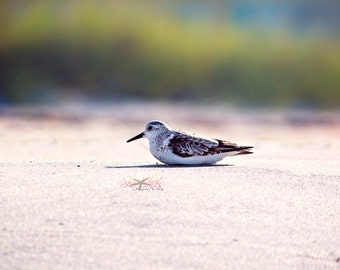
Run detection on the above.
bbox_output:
[1,103,339,269]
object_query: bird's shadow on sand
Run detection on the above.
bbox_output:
[106,164,234,169]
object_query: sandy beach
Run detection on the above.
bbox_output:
[1,103,339,269]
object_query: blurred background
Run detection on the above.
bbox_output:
[0,0,339,108]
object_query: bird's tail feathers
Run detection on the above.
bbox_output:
[222,146,253,156]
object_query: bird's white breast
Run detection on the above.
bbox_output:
[149,133,173,163]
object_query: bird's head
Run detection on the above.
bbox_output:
[127,120,170,142]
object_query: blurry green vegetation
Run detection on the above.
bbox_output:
[1,1,339,107]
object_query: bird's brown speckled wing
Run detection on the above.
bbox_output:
[169,132,252,158]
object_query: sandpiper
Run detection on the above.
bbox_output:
[127,120,253,165]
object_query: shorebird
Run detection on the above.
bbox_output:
[126,120,253,165]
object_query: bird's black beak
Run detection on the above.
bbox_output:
[126,132,144,143]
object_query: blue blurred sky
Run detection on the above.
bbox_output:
[169,1,340,35]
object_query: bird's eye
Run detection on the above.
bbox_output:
[147,126,153,131]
